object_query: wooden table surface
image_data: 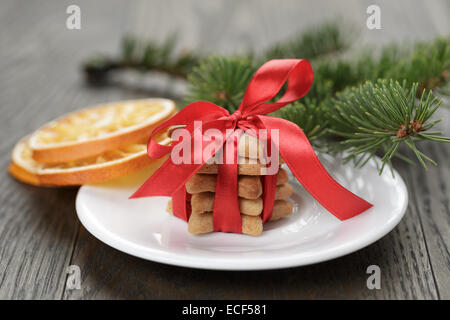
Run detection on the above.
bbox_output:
[0,0,449,300]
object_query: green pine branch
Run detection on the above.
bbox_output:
[82,20,353,86]
[326,80,449,174]
[263,20,355,62]
[271,99,329,142]
[83,34,202,85]
[310,37,450,100]
[184,56,257,112]
[184,36,450,111]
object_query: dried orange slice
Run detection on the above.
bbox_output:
[29,98,175,164]
[8,132,170,186]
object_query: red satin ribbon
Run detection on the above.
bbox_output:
[131,59,372,232]
[213,129,243,233]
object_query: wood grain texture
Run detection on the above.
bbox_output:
[0,0,145,299]
[400,142,450,299]
[395,107,450,300]
[0,0,449,300]
[0,1,79,300]
[64,219,438,300]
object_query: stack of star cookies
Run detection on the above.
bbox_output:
[167,133,295,236]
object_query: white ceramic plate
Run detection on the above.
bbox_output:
[76,155,408,270]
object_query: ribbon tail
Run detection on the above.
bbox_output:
[259,115,372,220]
[130,159,204,198]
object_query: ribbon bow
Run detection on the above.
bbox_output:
[131,59,372,233]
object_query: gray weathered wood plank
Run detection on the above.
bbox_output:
[63,210,439,300]
[0,0,79,300]
[401,141,450,299]
[0,0,140,299]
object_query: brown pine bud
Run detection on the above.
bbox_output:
[212,91,229,101]
[396,124,408,138]
[410,120,423,132]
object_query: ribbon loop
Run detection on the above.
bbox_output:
[238,59,313,117]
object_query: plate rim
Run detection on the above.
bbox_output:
[76,159,408,271]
